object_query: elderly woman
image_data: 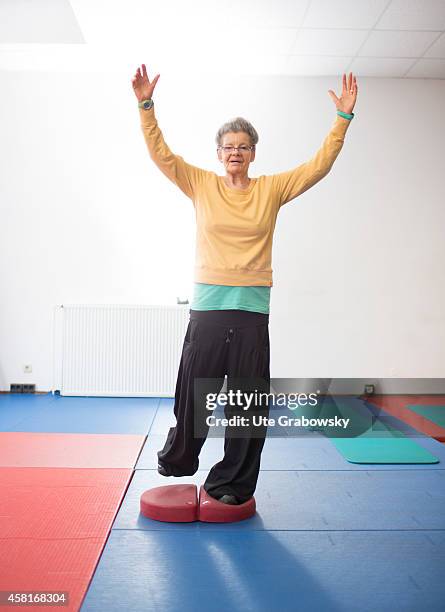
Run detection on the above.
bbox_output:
[132,65,357,506]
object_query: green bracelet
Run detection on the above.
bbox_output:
[337,110,354,120]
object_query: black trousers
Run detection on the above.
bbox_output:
[157,308,271,503]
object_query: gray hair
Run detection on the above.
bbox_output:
[215,117,259,147]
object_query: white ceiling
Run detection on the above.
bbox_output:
[0,0,444,77]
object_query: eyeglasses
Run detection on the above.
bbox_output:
[218,145,254,154]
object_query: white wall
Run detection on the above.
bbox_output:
[0,70,444,391]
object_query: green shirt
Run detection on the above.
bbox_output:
[190,283,270,314]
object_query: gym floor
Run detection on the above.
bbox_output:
[0,393,444,611]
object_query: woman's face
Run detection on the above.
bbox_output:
[217,131,256,176]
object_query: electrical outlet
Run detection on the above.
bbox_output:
[24,364,32,373]
[10,383,35,393]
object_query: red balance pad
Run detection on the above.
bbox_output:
[140,484,256,523]
[140,484,198,522]
[198,486,256,523]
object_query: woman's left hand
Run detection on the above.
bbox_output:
[328,72,358,114]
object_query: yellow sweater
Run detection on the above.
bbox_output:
[139,106,352,287]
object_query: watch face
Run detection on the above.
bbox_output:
[143,100,152,109]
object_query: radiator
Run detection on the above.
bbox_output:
[52,304,190,397]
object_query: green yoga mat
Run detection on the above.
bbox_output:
[406,405,445,429]
[298,398,440,464]
[330,425,440,464]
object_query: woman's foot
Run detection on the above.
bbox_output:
[157,463,172,477]
[216,494,239,505]
[157,460,199,477]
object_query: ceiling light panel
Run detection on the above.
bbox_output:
[359,29,441,57]
[376,0,445,31]
[291,28,369,55]
[0,0,84,43]
[303,0,389,29]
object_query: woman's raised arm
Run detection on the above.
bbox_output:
[273,73,358,207]
[132,64,205,201]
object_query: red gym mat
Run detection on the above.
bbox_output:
[0,467,132,611]
[366,395,445,442]
[0,432,145,468]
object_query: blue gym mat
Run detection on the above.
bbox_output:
[5,394,443,611]
[146,398,177,434]
[81,529,445,612]
[147,396,376,438]
[0,392,55,431]
[113,468,445,532]
[0,393,159,434]
[137,397,445,471]
[136,432,445,472]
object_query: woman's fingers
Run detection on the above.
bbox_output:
[351,74,357,90]
[131,65,160,100]
[330,72,358,108]
[133,64,154,84]
[341,72,358,94]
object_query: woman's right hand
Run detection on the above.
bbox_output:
[132,64,160,102]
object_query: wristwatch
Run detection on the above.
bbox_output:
[138,98,154,110]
